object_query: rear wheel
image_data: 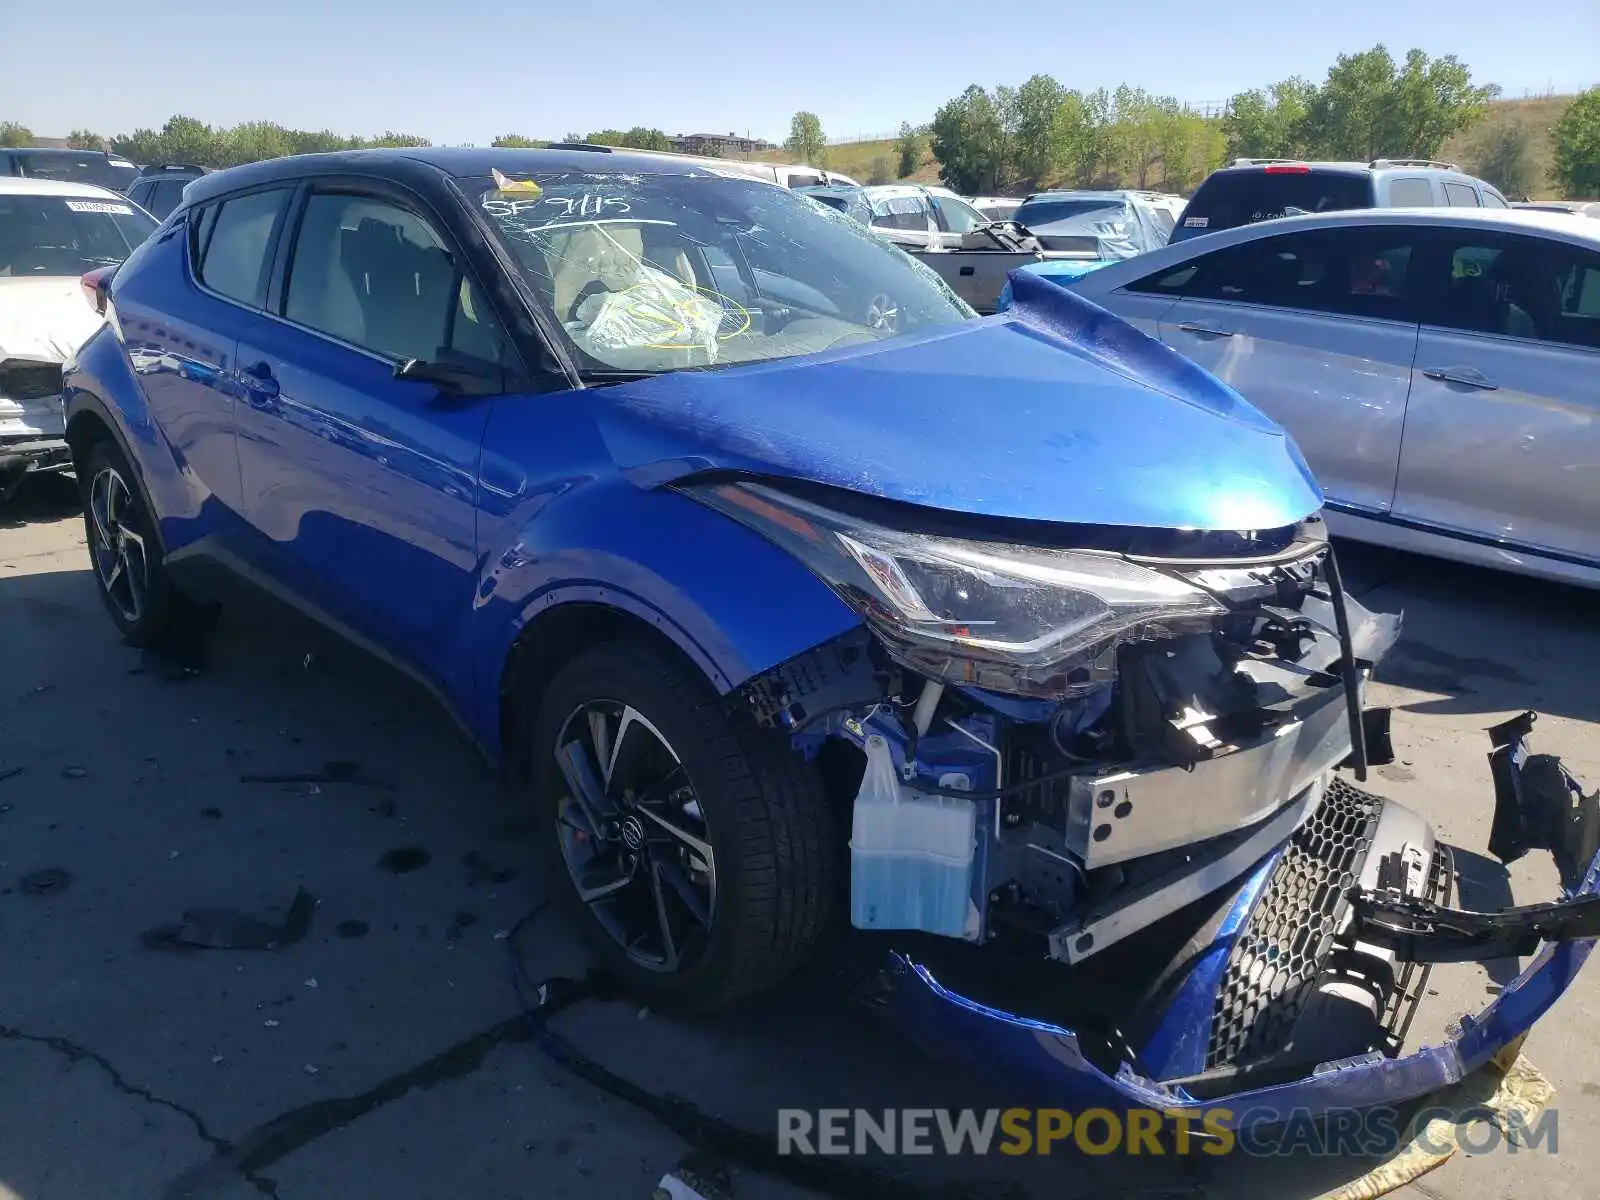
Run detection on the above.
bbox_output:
[79,438,210,648]
[530,639,836,1012]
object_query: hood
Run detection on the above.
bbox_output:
[590,272,1322,532]
[0,278,104,365]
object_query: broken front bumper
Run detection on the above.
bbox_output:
[876,713,1600,1129]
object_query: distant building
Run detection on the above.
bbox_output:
[669,131,774,156]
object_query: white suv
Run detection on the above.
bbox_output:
[1053,207,1600,587]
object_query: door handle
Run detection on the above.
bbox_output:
[1176,321,1235,338]
[1421,366,1499,391]
[240,360,279,405]
[959,265,976,276]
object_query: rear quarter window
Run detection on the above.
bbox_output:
[1386,178,1435,206]
[1177,170,1374,236]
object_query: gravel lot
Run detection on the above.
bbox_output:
[3,476,1598,1200]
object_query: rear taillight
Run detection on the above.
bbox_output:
[80,265,116,314]
[1263,165,1310,174]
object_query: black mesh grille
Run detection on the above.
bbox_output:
[1205,777,1384,1069]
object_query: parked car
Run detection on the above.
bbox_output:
[1042,207,1600,587]
[1012,189,1185,258]
[0,178,157,499]
[1516,200,1600,219]
[62,147,1598,1129]
[126,165,210,220]
[0,147,139,192]
[967,195,1022,223]
[1172,158,1510,244]
[798,182,1073,312]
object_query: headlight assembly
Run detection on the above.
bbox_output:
[685,481,1225,698]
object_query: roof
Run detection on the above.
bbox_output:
[1160,206,1600,253]
[184,145,766,207]
[0,176,129,200]
[1211,160,1479,178]
[1021,189,1174,202]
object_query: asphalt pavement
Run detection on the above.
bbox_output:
[2,475,1598,1200]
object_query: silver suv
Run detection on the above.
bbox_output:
[1172,158,1511,243]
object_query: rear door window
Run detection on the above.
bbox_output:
[1442,182,1481,207]
[1131,226,1418,321]
[1178,170,1374,235]
[196,188,292,308]
[1421,231,1600,349]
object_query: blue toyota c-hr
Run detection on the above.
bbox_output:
[62,147,1597,1126]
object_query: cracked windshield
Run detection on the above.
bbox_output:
[472,171,972,373]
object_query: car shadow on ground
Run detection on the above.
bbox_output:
[0,472,80,528]
[1337,540,1600,728]
[0,554,1545,1200]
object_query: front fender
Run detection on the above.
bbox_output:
[467,476,861,754]
[63,324,203,554]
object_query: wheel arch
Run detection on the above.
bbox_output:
[498,599,718,784]
[63,391,172,560]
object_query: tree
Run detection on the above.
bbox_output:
[1301,45,1496,161]
[620,126,672,151]
[367,132,430,147]
[491,134,545,148]
[156,115,218,165]
[109,129,162,164]
[286,129,358,156]
[1552,88,1600,197]
[0,121,34,148]
[1222,77,1315,160]
[1465,119,1536,198]
[784,111,827,166]
[1075,88,1115,185]
[67,129,106,151]
[216,121,293,167]
[930,85,1007,194]
[1010,74,1067,185]
[895,121,922,178]
[867,154,894,185]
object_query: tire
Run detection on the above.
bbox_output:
[530,639,836,1013]
[78,438,210,649]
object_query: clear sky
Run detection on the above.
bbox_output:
[5,1,1596,145]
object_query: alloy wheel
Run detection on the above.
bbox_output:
[88,466,147,624]
[551,701,717,972]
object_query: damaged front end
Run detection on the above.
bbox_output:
[703,479,1600,1123]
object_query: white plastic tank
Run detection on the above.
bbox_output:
[849,734,978,938]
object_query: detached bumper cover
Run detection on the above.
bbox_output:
[877,714,1599,1128]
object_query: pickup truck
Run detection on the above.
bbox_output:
[798,183,1097,313]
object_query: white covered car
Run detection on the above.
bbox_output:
[0,178,157,499]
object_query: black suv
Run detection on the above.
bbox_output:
[0,147,139,191]
[126,165,210,219]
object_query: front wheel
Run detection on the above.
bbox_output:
[79,438,210,648]
[530,640,836,1013]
